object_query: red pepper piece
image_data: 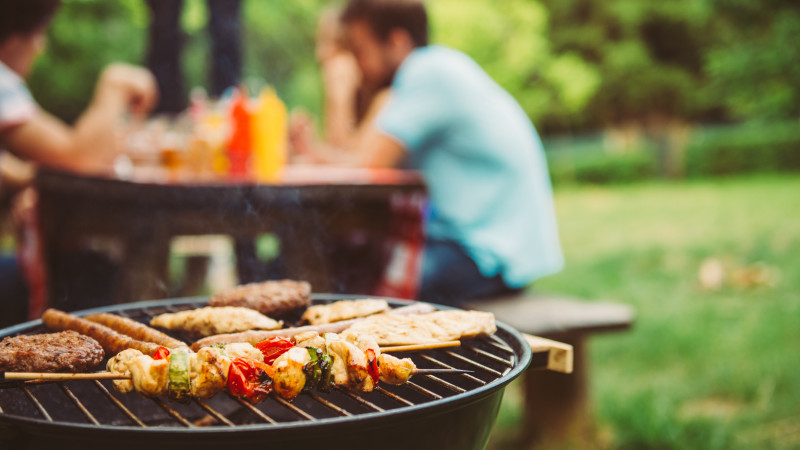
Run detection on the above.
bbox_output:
[153,346,171,361]
[254,337,295,365]
[366,349,379,385]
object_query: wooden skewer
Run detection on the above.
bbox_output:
[381,340,461,353]
[1,368,474,381]
[1,371,129,384]
[1,366,471,385]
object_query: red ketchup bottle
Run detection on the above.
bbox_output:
[226,88,252,178]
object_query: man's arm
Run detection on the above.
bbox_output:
[289,90,406,169]
[351,125,406,168]
[0,63,156,173]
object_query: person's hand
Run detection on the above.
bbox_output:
[321,52,361,104]
[94,63,158,116]
[288,109,317,159]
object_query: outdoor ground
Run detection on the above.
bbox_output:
[488,174,800,449]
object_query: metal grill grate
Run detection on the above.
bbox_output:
[0,296,530,435]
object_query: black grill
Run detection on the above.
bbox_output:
[0,295,532,450]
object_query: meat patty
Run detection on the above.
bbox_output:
[0,330,104,373]
[208,279,312,317]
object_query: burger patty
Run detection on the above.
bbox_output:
[0,330,104,373]
[209,279,312,317]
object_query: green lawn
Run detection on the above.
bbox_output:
[490,174,800,449]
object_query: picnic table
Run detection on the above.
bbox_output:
[30,166,426,316]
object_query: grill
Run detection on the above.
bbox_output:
[0,295,532,450]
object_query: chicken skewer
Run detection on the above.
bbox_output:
[1,333,468,402]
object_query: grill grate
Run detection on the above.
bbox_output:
[0,296,530,433]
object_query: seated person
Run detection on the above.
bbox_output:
[0,0,157,174]
[0,0,157,324]
[290,5,390,164]
[293,0,564,306]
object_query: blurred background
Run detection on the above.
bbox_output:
[15,0,800,448]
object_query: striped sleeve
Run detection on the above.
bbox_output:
[0,63,37,132]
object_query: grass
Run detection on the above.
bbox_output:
[489,174,800,449]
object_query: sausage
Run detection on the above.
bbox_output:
[42,309,161,357]
[84,313,187,349]
[191,319,358,351]
[191,302,437,351]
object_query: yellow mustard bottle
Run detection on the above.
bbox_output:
[251,87,288,182]
[203,106,230,176]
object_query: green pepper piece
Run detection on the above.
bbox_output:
[303,347,322,391]
[168,348,191,401]
[318,354,334,393]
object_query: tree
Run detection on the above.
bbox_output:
[705,0,800,120]
[428,0,600,131]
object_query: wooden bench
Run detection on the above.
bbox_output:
[464,292,635,447]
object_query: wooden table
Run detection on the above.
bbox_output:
[32,166,425,315]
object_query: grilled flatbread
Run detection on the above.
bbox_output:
[343,310,496,345]
[301,299,390,325]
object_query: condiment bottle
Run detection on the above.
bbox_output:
[251,87,287,182]
[226,87,253,178]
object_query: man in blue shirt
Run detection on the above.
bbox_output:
[333,0,563,305]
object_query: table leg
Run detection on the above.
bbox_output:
[274,219,335,292]
[522,332,593,447]
[115,228,171,303]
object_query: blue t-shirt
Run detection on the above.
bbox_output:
[377,45,563,288]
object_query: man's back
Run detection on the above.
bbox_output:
[377,45,563,288]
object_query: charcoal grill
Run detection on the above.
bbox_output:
[0,295,533,450]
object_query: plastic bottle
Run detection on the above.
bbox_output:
[251,87,287,182]
[226,87,253,178]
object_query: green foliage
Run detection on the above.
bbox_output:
[496,175,800,449]
[538,0,716,132]
[27,0,148,121]
[705,10,800,120]
[19,0,800,136]
[240,0,328,116]
[429,0,600,126]
[26,0,327,122]
[684,122,800,177]
[548,149,658,185]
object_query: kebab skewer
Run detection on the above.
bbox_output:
[98,332,463,402]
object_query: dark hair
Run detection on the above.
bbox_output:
[341,0,428,47]
[0,0,61,43]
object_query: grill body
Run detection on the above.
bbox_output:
[0,296,531,450]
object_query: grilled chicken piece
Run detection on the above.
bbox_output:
[344,310,497,345]
[340,331,381,357]
[272,347,311,400]
[150,306,282,337]
[293,331,327,353]
[223,342,265,362]
[327,339,373,392]
[301,299,390,325]
[190,347,230,398]
[127,355,169,397]
[378,354,416,385]
[106,348,144,393]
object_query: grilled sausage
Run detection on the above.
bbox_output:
[191,319,358,351]
[191,302,437,350]
[85,313,187,348]
[42,309,161,356]
[209,279,312,317]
